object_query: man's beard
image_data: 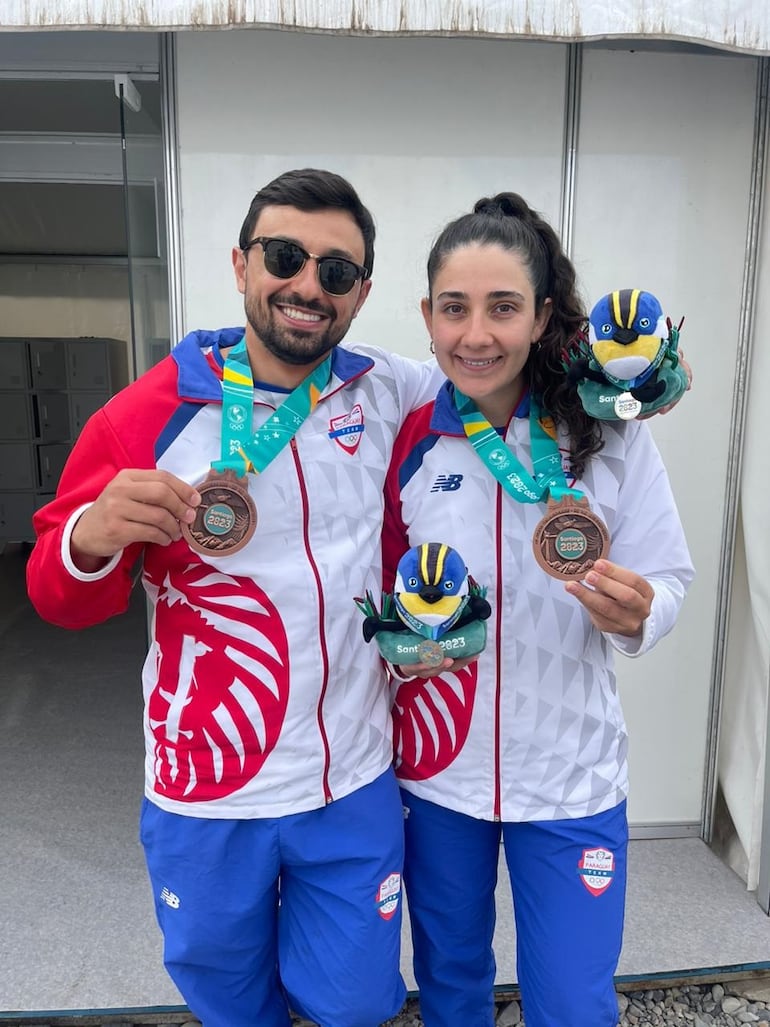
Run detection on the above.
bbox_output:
[245,292,350,366]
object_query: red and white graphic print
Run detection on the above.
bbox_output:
[392,665,478,781]
[376,872,402,921]
[577,847,616,896]
[146,560,290,802]
[328,404,364,454]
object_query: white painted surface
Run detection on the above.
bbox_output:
[718,80,770,889]
[177,29,567,357]
[574,47,757,825]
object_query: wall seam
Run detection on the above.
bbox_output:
[702,56,769,854]
[160,32,185,347]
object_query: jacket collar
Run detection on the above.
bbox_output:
[172,328,375,402]
[429,379,531,435]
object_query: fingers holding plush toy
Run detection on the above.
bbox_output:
[564,558,654,637]
[392,654,480,681]
[679,349,693,390]
[640,346,692,418]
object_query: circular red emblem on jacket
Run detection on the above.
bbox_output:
[392,664,478,781]
[146,559,290,801]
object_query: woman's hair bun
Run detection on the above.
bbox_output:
[473,192,530,221]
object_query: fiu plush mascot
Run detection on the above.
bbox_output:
[564,288,688,420]
[355,542,490,669]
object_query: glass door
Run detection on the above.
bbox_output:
[115,73,170,379]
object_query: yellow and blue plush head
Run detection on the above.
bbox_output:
[565,288,688,420]
[589,289,669,383]
[393,542,470,640]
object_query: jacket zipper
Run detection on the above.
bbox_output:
[493,483,504,821]
[290,436,333,804]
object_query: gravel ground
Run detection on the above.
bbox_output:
[289,979,770,1026]
[370,981,770,1026]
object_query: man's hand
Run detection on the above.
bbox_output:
[70,469,201,571]
[564,559,654,637]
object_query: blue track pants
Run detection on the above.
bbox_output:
[140,768,406,1027]
[402,792,627,1027]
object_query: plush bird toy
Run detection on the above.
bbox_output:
[355,542,491,669]
[564,288,688,420]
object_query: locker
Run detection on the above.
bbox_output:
[0,337,128,542]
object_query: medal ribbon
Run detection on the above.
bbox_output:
[453,388,584,504]
[394,597,468,641]
[213,335,331,476]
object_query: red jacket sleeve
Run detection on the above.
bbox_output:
[382,454,409,596]
[381,401,436,593]
[26,358,183,629]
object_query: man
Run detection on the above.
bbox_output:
[26,168,438,1027]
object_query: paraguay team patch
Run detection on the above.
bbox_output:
[376,872,402,920]
[328,404,365,454]
[577,847,615,896]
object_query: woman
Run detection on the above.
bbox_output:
[382,193,694,1027]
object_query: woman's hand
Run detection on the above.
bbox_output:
[564,559,654,637]
[640,348,693,418]
[393,655,479,680]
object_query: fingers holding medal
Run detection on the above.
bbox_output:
[565,559,654,636]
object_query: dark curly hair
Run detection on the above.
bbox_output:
[426,192,603,478]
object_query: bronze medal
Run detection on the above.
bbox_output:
[417,639,445,668]
[181,468,257,556]
[532,495,610,581]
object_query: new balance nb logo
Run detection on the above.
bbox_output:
[160,887,180,909]
[430,474,463,492]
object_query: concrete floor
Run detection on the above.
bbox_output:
[2,546,769,1016]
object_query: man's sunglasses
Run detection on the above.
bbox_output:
[242,236,369,296]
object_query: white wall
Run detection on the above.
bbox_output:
[717,110,770,889]
[574,47,758,825]
[177,29,567,356]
